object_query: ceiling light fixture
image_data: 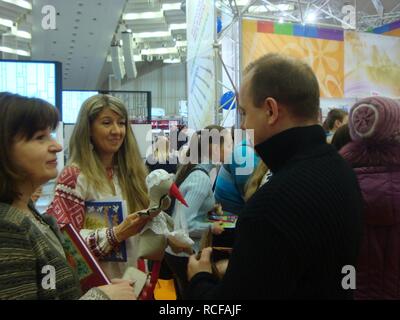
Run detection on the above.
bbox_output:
[306,12,317,22]
[123,11,164,20]
[169,23,186,30]
[131,30,171,38]
[162,2,181,11]
[0,17,13,28]
[0,46,30,56]
[0,0,32,10]
[106,54,142,62]
[164,57,181,64]
[141,47,178,55]
[123,2,183,20]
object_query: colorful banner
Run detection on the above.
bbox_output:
[187,0,215,130]
[344,31,400,98]
[242,19,344,97]
[372,19,400,37]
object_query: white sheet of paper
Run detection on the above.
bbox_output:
[122,267,148,297]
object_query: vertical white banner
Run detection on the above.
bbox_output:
[187,0,216,130]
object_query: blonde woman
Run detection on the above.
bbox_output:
[47,94,150,279]
[244,160,270,201]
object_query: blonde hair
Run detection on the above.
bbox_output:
[244,161,268,201]
[68,94,149,212]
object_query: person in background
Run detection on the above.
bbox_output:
[170,124,189,158]
[340,96,400,299]
[186,53,363,299]
[331,124,351,152]
[146,135,177,174]
[0,92,136,300]
[322,108,349,143]
[212,127,259,248]
[214,128,260,214]
[47,94,151,279]
[164,125,233,299]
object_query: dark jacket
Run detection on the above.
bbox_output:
[341,139,400,299]
[187,125,363,299]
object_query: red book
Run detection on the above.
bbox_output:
[61,223,110,293]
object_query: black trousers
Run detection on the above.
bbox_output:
[164,252,189,300]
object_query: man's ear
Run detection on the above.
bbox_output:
[262,97,279,125]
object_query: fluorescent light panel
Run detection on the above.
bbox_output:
[131,30,171,38]
[141,47,178,55]
[107,54,142,62]
[130,24,185,40]
[162,3,181,11]
[123,11,164,20]
[0,0,32,10]
[0,45,30,56]
[164,57,181,64]
[0,17,13,28]
[0,18,32,39]
[169,23,186,30]
[14,29,31,39]
[123,2,181,20]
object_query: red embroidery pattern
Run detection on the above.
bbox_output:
[47,166,85,230]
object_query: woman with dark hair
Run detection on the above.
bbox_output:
[323,108,348,143]
[331,124,351,151]
[164,125,233,298]
[0,92,136,299]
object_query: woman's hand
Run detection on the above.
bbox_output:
[97,279,137,300]
[187,247,213,281]
[114,213,151,242]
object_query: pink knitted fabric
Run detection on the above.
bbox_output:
[349,96,400,142]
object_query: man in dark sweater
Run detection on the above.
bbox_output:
[186,53,363,299]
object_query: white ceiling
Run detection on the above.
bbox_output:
[32,0,125,90]
[0,0,399,90]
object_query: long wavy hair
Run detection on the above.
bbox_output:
[68,94,149,212]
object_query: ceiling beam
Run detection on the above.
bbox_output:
[370,0,384,17]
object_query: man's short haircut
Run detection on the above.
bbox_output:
[243,53,320,120]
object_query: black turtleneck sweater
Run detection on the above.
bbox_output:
[187,125,363,299]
